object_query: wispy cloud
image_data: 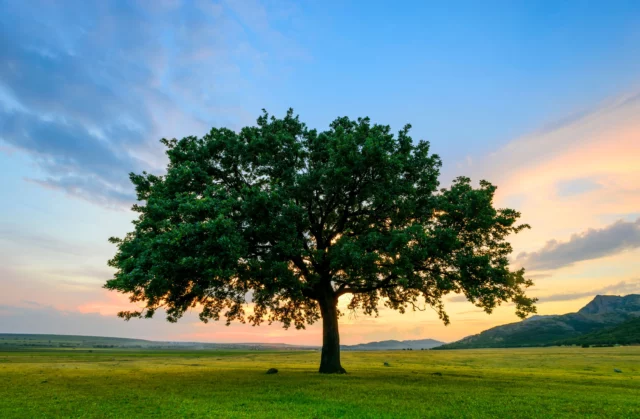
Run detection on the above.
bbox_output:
[0,0,307,208]
[515,218,640,271]
[538,279,640,303]
[556,177,602,197]
[448,295,468,303]
[0,227,91,256]
[526,273,553,280]
[451,90,640,260]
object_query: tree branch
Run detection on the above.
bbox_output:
[335,273,398,297]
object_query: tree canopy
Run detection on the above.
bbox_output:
[106,109,536,373]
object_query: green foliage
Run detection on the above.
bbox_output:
[106,109,536,330]
[1,348,639,418]
[558,317,640,346]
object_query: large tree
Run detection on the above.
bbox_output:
[106,109,536,373]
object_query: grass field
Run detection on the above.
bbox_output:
[0,347,638,418]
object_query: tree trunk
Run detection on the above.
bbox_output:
[318,294,346,374]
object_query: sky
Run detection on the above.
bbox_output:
[1,0,640,345]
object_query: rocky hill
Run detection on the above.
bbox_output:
[434,294,640,349]
[578,294,640,315]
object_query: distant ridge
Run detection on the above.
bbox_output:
[0,333,319,350]
[434,294,640,349]
[0,333,447,351]
[342,338,445,351]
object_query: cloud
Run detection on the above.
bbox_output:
[0,0,307,208]
[472,90,640,182]
[456,309,485,315]
[516,218,640,271]
[0,227,92,256]
[448,295,468,303]
[221,0,310,61]
[538,279,640,303]
[448,89,640,259]
[25,177,136,209]
[556,177,602,197]
[20,300,43,307]
[526,273,552,280]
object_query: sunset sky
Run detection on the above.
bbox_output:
[1,0,640,345]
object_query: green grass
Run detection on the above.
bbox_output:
[1,347,639,418]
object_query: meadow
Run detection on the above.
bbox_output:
[0,347,638,418]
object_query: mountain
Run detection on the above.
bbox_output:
[557,316,640,346]
[578,294,640,315]
[342,338,445,351]
[434,294,640,349]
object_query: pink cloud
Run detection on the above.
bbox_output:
[471,91,640,255]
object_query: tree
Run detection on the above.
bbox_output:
[106,109,537,374]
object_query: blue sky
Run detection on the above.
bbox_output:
[1,0,640,344]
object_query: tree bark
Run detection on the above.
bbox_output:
[318,293,346,374]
